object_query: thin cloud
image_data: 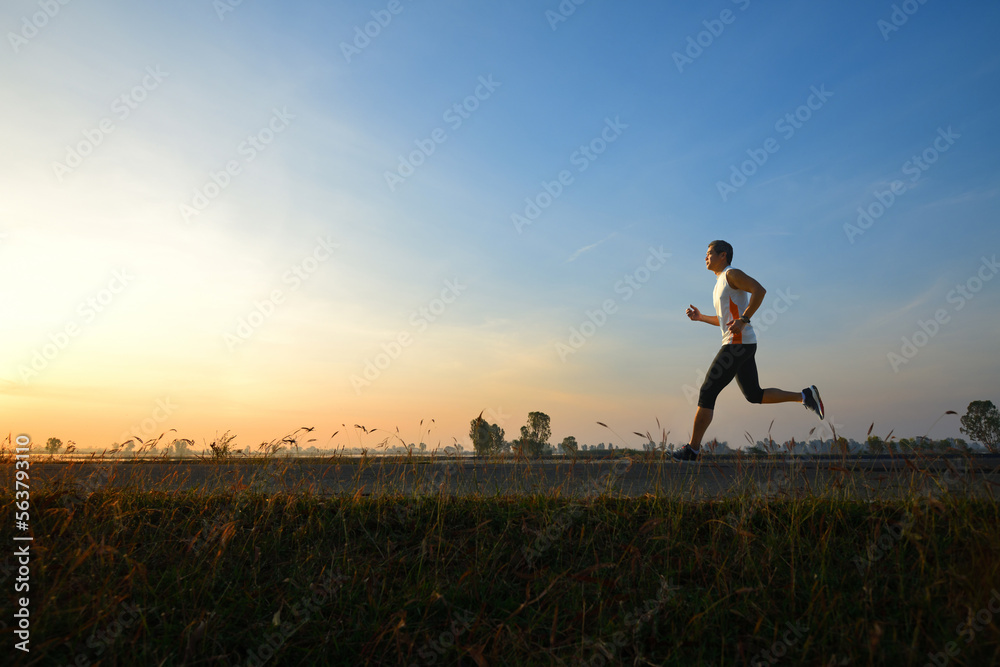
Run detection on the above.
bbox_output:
[564,232,617,263]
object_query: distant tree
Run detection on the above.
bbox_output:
[516,411,551,458]
[45,437,63,455]
[121,440,136,458]
[960,400,1000,452]
[469,414,505,456]
[866,436,885,455]
[560,436,578,456]
[524,412,551,445]
[510,437,525,457]
[470,414,491,456]
[489,424,506,453]
[927,438,946,452]
[914,437,949,453]
[171,439,193,457]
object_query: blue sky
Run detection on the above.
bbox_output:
[2,0,999,450]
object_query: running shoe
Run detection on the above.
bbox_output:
[672,444,700,461]
[802,385,824,420]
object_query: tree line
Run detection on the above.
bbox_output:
[34,400,1000,458]
[469,411,584,458]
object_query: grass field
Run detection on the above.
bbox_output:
[4,453,1000,666]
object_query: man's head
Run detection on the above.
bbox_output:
[707,240,733,268]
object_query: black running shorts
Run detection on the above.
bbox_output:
[697,344,765,410]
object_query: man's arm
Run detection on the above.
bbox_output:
[686,305,719,327]
[725,269,766,332]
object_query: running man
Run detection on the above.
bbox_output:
[673,240,824,461]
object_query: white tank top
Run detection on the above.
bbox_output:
[713,266,757,345]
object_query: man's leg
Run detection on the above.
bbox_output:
[690,406,713,450]
[738,350,824,419]
[761,388,801,404]
[735,347,803,406]
[686,345,743,453]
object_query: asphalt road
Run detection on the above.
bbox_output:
[9,457,1000,499]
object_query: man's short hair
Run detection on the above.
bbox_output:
[708,240,733,265]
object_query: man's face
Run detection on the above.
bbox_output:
[705,246,727,272]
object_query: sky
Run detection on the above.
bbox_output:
[2,0,999,452]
